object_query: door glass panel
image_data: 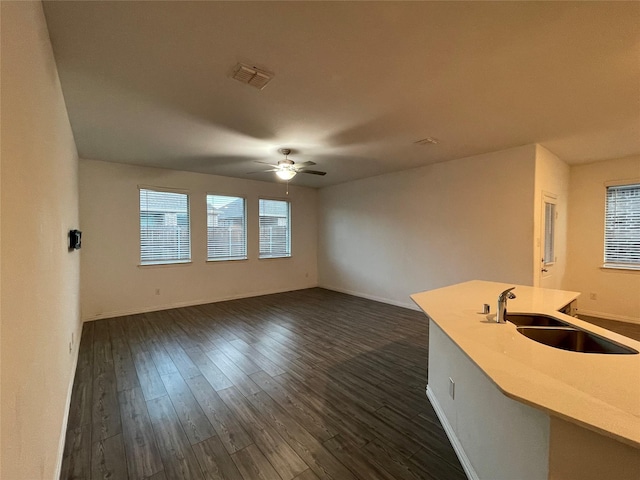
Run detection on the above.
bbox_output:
[543,202,555,265]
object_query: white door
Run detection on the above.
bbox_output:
[539,193,558,288]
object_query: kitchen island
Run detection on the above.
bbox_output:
[411,280,640,480]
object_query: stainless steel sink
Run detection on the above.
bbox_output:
[517,326,639,355]
[505,313,568,327]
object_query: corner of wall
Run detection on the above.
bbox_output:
[318,144,539,305]
[79,160,319,319]
[533,145,570,289]
[1,2,81,478]
[565,156,640,322]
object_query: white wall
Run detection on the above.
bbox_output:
[565,156,640,323]
[1,2,81,479]
[317,145,537,308]
[533,145,570,288]
[79,159,318,320]
[427,321,550,480]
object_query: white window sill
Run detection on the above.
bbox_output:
[601,264,640,272]
[139,261,192,268]
[207,257,248,263]
[259,255,292,260]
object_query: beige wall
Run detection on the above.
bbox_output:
[533,145,570,289]
[317,145,537,308]
[565,156,640,323]
[79,159,318,320]
[1,2,81,479]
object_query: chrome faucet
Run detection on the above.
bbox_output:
[496,287,516,323]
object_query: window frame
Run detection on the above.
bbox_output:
[139,186,191,266]
[603,181,640,271]
[258,198,292,259]
[206,193,248,262]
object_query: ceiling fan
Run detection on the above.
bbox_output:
[249,148,327,180]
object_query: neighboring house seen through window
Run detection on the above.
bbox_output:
[259,199,291,258]
[604,183,640,269]
[139,188,191,264]
[207,195,247,261]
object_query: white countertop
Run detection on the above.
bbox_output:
[411,280,640,448]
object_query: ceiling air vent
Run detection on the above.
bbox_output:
[231,63,273,90]
[414,137,439,146]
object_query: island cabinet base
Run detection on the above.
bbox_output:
[427,320,550,480]
[548,417,640,480]
[427,320,640,480]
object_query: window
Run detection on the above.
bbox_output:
[604,183,640,269]
[139,188,190,265]
[207,195,247,261]
[259,199,291,258]
[543,201,556,265]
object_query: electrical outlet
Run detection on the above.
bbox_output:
[590,293,597,301]
[449,378,455,399]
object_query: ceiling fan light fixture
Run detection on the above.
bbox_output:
[276,169,296,181]
[246,147,324,181]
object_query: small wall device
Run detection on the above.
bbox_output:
[69,229,82,250]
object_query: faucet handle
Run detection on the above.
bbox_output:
[499,287,516,300]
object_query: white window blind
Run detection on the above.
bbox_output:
[604,183,640,268]
[207,195,247,261]
[259,199,291,258]
[140,188,190,265]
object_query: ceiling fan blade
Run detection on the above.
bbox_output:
[295,161,316,167]
[246,169,278,174]
[253,160,277,166]
[298,169,327,176]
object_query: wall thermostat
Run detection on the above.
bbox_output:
[69,230,82,250]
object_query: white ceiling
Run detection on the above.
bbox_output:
[42,1,640,188]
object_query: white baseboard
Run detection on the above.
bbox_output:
[576,309,640,325]
[317,283,420,311]
[82,284,318,321]
[54,323,82,479]
[426,385,477,480]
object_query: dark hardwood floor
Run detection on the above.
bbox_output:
[577,314,640,342]
[60,288,466,480]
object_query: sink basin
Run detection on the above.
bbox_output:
[517,326,639,355]
[505,313,568,327]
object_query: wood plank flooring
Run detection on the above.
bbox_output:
[60,288,467,480]
[577,315,640,342]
